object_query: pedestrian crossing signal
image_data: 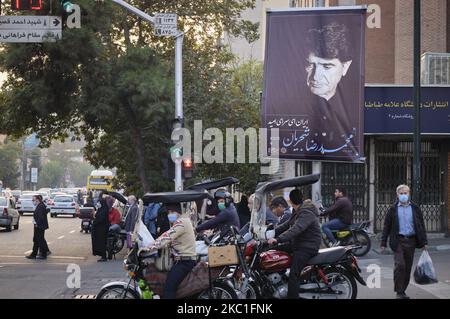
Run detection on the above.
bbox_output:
[182,159,194,179]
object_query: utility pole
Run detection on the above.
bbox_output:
[413,0,421,203]
[110,0,184,191]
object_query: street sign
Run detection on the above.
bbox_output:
[154,13,177,37]
[0,16,62,43]
[31,168,38,184]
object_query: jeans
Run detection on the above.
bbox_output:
[32,227,49,257]
[322,218,349,243]
[163,260,196,299]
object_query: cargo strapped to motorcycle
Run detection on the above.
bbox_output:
[207,245,239,267]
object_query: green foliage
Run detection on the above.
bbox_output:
[37,161,65,189]
[0,0,259,195]
[0,141,21,189]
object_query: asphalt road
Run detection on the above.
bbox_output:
[1,216,450,299]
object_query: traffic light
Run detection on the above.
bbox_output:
[60,0,73,12]
[182,158,194,179]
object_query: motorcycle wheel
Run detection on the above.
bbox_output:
[96,285,141,299]
[300,268,357,299]
[112,238,125,254]
[349,231,371,257]
[196,282,238,299]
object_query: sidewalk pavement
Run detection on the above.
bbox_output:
[371,233,450,255]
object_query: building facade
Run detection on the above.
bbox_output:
[230,0,450,233]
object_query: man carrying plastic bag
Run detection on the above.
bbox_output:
[414,250,438,285]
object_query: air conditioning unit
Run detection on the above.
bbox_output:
[421,52,450,85]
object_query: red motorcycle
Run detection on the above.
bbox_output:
[241,237,366,299]
[239,174,367,299]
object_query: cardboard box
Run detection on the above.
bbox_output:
[208,245,239,267]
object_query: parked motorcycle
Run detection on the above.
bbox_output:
[104,191,129,258]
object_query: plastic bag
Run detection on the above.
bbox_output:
[414,250,438,285]
[136,220,155,249]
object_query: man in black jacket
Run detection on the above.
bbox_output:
[26,195,50,260]
[320,187,353,245]
[381,184,428,299]
[268,189,322,299]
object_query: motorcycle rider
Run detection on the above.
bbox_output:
[195,189,240,234]
[267,189,322,299]
[148,203,197,299]
[320,187,353,246]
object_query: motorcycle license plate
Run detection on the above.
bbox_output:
[83,221,90,226]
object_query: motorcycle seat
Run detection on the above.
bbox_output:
[307,247,347,265]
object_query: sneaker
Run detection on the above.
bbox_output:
[396,292,410,299]
[36,255,47,260]
[46,251,52,256]
[25,255,36,259]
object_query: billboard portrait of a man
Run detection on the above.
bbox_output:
[262,8,366,162]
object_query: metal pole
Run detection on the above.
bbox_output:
[111,0,155,24]
[174,33,184,191]
[111,0,183,191]
[413,0,421,203]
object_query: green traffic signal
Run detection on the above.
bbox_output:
[60,0,73,13]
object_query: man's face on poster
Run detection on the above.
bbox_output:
[305,52,352,101]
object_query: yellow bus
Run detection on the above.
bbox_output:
[86,170,114,192]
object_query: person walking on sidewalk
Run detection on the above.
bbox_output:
[26,195,50,260]
[380,184,428,299]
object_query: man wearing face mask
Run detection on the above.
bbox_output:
[26,195,50,259]
[195,189,240,234]
[148,203,196,298]
[381,185,428,299]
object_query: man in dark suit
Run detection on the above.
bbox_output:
[26,195,50,260]
[381,184,428,299]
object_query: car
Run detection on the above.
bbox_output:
[49,195,78,218]
[0,197,20,231]
[16,193,38,215]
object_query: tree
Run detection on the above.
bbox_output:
[195,60,268,195]
[0,0,259,195]
[67,161,95,188]
[38,161,65,188]
[0,141,21,189]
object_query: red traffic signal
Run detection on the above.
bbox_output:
[182,159,193,179]
[183,159,193,169]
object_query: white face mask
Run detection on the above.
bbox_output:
[96,202,102,209]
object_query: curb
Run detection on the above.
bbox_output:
[372,245,450,255]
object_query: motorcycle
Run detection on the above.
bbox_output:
[243,239,366,299]
[97,189,239,299]
[76,206,94,234]
[320,214,372,257]
[97,241,237,299]
[105,191,129,258]
[240,174,367,299]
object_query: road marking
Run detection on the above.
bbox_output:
[24,250,32,255]
[57,235,65,239]
[69,230,76,234]
[74,295,97,299]
[24,221,32,224]
[0,255,85,260]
